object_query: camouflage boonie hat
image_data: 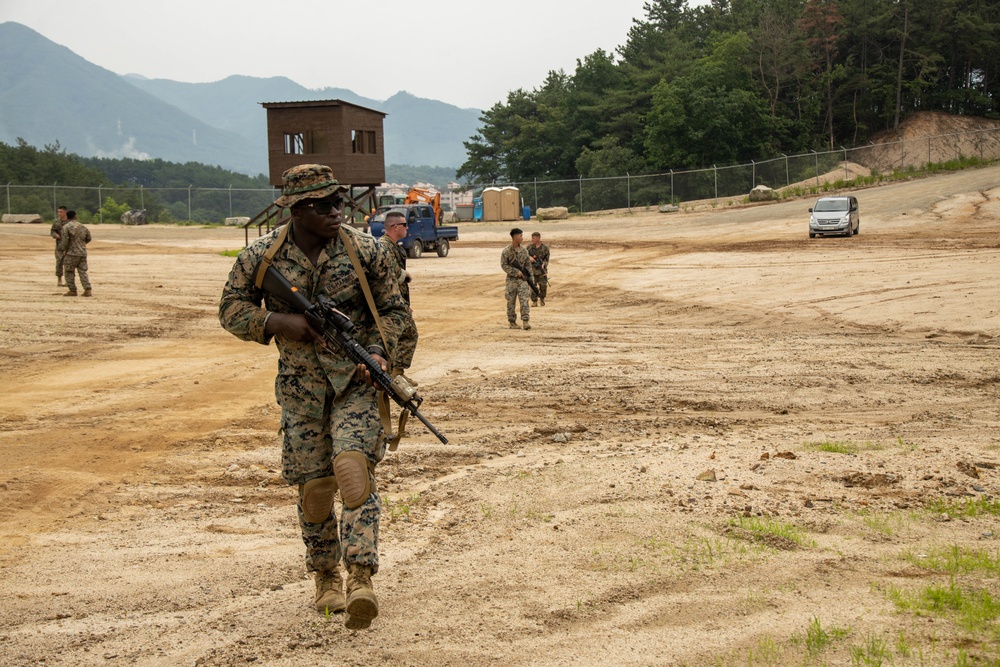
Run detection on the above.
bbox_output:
[274,164,349,207]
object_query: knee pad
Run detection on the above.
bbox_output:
[299,475,338,523]
[334,451,373,509]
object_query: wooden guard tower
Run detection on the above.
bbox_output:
[244,99,387,243]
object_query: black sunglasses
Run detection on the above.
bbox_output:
[388,221,408,228]
[307,198,345,215]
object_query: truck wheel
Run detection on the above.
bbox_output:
[436,239,450,257]
[408,240,423,259]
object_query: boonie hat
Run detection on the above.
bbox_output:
[275,164,349,207]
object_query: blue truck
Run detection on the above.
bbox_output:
[368,204,459,258]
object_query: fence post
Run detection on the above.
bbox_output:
[229,184,233,218]
[901,140,904,171]
[188,185,193,222]
[751,160,755,188]
[811,150,819,188]
[5,183,9,215]
[842,147,848,180]
[714,165,718,202]
[140,184,144,210]
[870,141,877,175]
[782,154,788,186]
[670,169,674,204]
[626,172,631,211]
[533,177,538,214]
[578,176,583,214]
[927,137,931,166]
[98,184,103,224]
[52,182,57,218]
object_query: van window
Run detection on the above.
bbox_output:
[814,199,849,212]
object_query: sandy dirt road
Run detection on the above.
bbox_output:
[1,165,999,666]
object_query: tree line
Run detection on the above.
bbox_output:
[457,0,1000,188]
[1,140,459,223]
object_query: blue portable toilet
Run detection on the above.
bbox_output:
[473,197,483,222]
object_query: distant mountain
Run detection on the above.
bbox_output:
[0,22,263,174]
[0,22,482,177]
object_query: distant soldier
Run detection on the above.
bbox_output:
[58,210,92,297]
[379,210,419,386]
[500,227,532,330]
[50,206,68,286]
[527,231,550,306]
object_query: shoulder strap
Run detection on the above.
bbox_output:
[338,227,409,450]
[253,223,290,290]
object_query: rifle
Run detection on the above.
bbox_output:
[255,262,448,445]
[511,260,540,298]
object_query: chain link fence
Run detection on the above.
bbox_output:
[6,126,1000,223]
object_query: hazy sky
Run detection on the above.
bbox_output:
[0,0,676,110]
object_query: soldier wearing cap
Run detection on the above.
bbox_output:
[378,210,419,386]
[500,227,532,330]
[219,164,408,630]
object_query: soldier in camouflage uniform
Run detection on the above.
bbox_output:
[500,227,532,330]
[378,210,419,386]
[219,164,408,630]
[58,210,92,297]
[527,231,550,307]
[51,206,68,286]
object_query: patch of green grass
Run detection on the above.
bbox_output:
[927,496,1000,519]
[849,631,891,666]
[805,615,850,657]
[804,439,858,455]
[745,634,781,665]
[887,580,1000,635]
[854,509,911,536]
[904,545,1000,577]
[728,515,813,548]
[384,492,420,521]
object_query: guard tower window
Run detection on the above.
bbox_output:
[352,129,364,154]
[367,131,377,153]
[284,132,305,155]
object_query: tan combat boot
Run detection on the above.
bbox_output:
[344,564,378,630]
[57,276,64,286]
[62,290,77,297]
[83,289,92,297]
[523,322,531,330]
[314,568,345,613]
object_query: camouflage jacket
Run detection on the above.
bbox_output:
[500,244,531,281]
[50,219,64,241]
[218,223,408,419]
[527,243,549,275]
[378,234,410,304]
[57,220,91,256]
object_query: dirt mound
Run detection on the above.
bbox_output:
[873,110,1000,144]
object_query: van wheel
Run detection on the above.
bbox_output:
[809,232,816,238]
[408,241,423,259]
[436,239,450,257]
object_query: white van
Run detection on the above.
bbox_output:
[809,196,859,238]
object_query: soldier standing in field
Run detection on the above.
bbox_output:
[59,210,92,297]
[527,231,550,307]
[501,227,532,330]
[219,164,408,630]
[51,206,68,286]
[379,210,419,386]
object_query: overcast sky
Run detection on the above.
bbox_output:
[0,0,687,110]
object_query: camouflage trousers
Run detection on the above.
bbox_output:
[506,278,531,324]
[281,377,383,574]
[531,275,548,301]
[395,313,418,371]
[55,247,64,278]
[62,255,91,291]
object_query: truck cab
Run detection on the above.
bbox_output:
[368,204,459,258]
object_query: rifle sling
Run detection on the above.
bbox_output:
[338,227,408,450]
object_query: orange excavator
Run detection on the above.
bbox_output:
[403,187,442,225]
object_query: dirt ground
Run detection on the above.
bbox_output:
[1,162,999,666]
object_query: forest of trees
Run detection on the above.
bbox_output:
[457,0,1000,186]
